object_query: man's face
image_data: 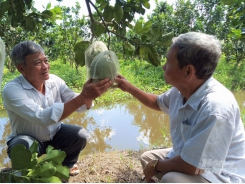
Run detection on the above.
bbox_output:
[18,52,50,85]
[163,46,186,87]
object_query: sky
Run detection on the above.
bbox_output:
[34,0,176,19]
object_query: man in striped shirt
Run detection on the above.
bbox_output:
[3,41,112,175]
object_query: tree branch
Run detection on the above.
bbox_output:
[85,0,152,47]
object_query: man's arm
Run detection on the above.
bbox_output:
[144,155,204,182]
[59,78,112,121]
[156,155,204,174]
[115,74,161,111]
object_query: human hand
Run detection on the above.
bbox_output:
[143,161,159,183]
[81,78,112,102]
[114,74,131,92]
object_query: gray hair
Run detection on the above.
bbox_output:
[10,41,44,67]
[171,32,222,79]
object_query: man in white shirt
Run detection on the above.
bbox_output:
[3,40,112,175]
[115,32,245,183]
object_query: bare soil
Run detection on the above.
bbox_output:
[68,149,147,183]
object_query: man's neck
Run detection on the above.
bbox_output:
[179,79,206,104]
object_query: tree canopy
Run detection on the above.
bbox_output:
[0,0,245,69]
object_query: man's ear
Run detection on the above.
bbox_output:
[186,65,196,79]
[17,64,25,74]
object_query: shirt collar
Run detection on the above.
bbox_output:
[20,74,54,90]
[184,77,214,111]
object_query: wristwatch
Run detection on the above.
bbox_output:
[150,159,159,171]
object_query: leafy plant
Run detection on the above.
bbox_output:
[0,141,69,183]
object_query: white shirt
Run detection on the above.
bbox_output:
[3,74,88,142]
[157,77,245,183]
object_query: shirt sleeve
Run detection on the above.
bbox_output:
[55,75,90,112]
[156,88,171,114]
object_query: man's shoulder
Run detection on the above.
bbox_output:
[3,75,22,88]
[46,74,62,84]
[2,76,25,97]
[46,74,66,88]
[48,74,64,82]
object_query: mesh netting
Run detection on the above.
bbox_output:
[85,41,120,87]
[85,41,108,79]
[89,50,120,86]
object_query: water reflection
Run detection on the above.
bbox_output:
[68,100,171,156]
[0,99,171,168]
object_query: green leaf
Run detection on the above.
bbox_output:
[14,0,25,14]
[143,20,152,30]
[37,176,61,183]
[49,6,63,21]
[134,20,143,34]
[221,0,234,5]
[156,32,174,47]
[0,1,11,14]
[92,22,106,37]
[125,21,133,29]
[123,41,135,52]
[46,2,51,10]
[0,30,4,37]
[116,26,126,36]
[140,21,152,34]
[27,165,41,177]
[123,41,135,56]
[10,15,19,28]
[113,3,124,22]
[46,145,54,154]
[96,0,107,4]
[29,140,38,154]
[24,0,32,9]
[124,12,134,22]
[98,1,109,11]
[30,154,38,168]
[39,149,66,165]
[10,144,32,170]
[142,1,150,9]
[42,10,53,18]
[103,5,113,22]
[54,165,70,180]
[39,163,56,178]
[139,45,160,66]
[74,41,90,67]
[23,16,36,31]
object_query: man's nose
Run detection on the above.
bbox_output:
[41,62,49,68]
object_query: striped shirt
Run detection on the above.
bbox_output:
[3,74,88,142]
[157,77,245,183]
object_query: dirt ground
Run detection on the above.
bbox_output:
[68,149,148,183]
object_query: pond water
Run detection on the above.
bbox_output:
[0,90,245,168]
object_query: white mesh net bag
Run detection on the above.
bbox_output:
[85,41,108,79]
[89,50,120,87]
